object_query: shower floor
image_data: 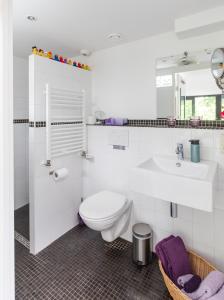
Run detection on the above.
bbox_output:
[15,204,29,240]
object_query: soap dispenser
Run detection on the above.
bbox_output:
[189,139,200,163]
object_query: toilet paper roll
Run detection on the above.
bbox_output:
[53,168,69,181]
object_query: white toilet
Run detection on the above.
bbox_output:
[79,190,132,242]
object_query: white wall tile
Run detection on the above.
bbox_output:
[172,218,193,248]
[192,241,214,264]
[193,209,213,226]
[14,56,29,210]
[213,209,224,251]
[177,205,193,222]
[193,220,214,247]
[191,129,214,148]
[214,248,224,272]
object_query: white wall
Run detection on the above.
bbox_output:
[29,55,91,254]
[157,86,174,118]
[84,125,224,271]
[90,30,224,119]
[13,56,29,210]
[181,69,221,96]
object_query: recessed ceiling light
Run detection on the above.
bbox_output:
[106,33,122,40]
[27,15,37,22]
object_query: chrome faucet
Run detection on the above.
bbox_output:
[176,143,184,160]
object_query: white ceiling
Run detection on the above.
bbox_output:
[13,0,224,58]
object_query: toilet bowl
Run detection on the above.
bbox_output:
[79,190,132,242]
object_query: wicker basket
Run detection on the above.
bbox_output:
[159,250,216,300]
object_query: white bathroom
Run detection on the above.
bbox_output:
[6,0,224,299]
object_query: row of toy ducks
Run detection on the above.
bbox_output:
[32,46,91,71]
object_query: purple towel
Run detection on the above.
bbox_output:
[184,271,224,300]
[208,284,224,300]
[155,235,175,275]
[183,275,201,293]
[177,274,194,287]
[161,236,192,284]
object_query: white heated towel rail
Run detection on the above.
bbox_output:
[45,84,86,162]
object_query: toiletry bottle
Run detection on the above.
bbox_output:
[189,140,200,163]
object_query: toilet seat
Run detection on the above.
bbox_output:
[79,190,127,221]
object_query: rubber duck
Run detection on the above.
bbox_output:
[64,58,67,64]
[73,61,77,67]
[38,49,44,56]
[59,56,64,63]
[32,46,38,55]
[47,51,53,59]
[68,59,72,65]
[54,54,59,61]
[77,62,82,68]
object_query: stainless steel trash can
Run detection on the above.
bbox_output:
[132,223,152,266]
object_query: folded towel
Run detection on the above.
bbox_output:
[161,236,192,284]
[155,235,175,275]
[183,275,201,293]
[184,271,224,300]
[177,274,194,287]
[208,284,224,300]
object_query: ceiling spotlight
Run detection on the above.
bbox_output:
[27,15,37,22]
[106,33,122,40]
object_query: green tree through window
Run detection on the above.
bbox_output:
[180,95,221,120]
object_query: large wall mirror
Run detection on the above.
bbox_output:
[156,49,224,120]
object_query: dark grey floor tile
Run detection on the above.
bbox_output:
[16,225,169,300]
[15,204,29,240]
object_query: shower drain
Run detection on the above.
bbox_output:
[15,231,30,249]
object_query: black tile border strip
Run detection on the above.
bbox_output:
[13,119,29,124]
[88,119,224,130]
[29,121,83,127]
[15,118,224,129]
[29,121,46,127]
[51,121,83,125]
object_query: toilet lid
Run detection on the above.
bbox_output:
[79,190,126,220]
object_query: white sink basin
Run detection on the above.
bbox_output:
[130,155,217,212]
